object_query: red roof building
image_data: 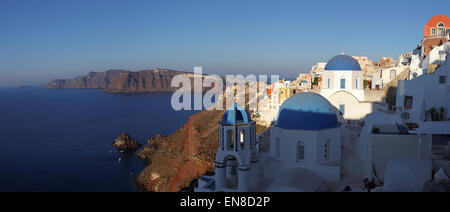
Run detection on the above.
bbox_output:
[422,15,450,56]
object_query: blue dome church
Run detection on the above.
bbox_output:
[265,92,342,182]
[324,54,362,71]
[215,103,259,192]
[276,93,338,130]
[321,54,370,120]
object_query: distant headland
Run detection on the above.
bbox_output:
[44,69,213,93]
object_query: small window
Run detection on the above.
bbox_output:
[328,78,331,88]
[355,78,358,89]
[404,96,413,110]
[437,23,444,27]
[431,28,436,35]
[297,141,304,162]
[339,104,345,115]
[438,28,444,36]
[227,130,235,151]
[340,78,346,89]
[324,140,331,161]
[240,130,245,150]
[439,76,446,84]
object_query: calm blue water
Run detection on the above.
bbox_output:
[0,87,199,192]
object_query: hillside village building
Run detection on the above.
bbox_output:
[295,73,312,91]
[196,16,450,192]
[409,42,450,80]
[196,52,450,192]
[422,15,450,57]
[353,56,375,76]
[269,80,294,110]
[396,53,450,124]
[310,62,326,89]
[374,57,397,68]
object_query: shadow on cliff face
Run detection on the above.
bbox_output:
[133,109,224,192]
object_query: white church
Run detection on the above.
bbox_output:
[321,54,386,121]
[195,53,450,192]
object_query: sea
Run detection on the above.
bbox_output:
[0,87,200,191]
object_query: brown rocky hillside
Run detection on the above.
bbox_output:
[134,109,224,192]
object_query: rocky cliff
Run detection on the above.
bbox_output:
[44,69,213,93]
[134,109,224,192]
[134,108,269,192]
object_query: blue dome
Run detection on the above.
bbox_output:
[221,103,252,125]
[324,55,361,71]
[276,93,338,130]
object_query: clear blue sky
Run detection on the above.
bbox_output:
[0,0,448,86]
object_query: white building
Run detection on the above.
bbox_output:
[212,94,344,192]
[214,103,259,192]
[196,93,436,192]
[320,54,386,121]
[195,50,450,192]
[409,42,450,80]
[396,54,450,124]
[321,54,365,101]
[354,112,431,184]
[311,62,327,77]
[266,93,342,182]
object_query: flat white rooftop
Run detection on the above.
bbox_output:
[409,121,450,135]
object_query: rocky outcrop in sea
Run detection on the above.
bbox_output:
[112,133,141,150]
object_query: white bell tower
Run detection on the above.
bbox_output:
[215,103,259,192]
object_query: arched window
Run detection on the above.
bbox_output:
[297,141,304,162]
[437,23,444,35]
[324,140,331,161]
[227,130,234,151]
[240,129,245,150]
[275,138,280,158]
[438,27,445,36]
[435,23,445,36]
